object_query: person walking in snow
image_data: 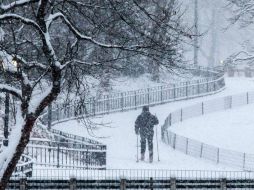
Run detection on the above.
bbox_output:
[135,106,159,163]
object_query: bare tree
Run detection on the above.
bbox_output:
[226,0,254,65]
[0,0,191,188]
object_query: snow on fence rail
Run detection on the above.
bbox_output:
[24,138,106,170]
[27,168,254,180]
[0,135,106,171]
[6,178,254,189]
[161,91,254,171]
[12,154,33,177]
[6,169,254,189]
[43,65,225,126]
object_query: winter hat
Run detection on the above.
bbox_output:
[143,106,149,112]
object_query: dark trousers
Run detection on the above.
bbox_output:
[140,135,153,156]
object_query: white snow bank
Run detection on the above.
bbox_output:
[170,104,254,154]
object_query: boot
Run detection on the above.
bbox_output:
[141,153,145,161]
[149,151,153,163]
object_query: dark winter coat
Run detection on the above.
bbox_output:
[135,111,159,138]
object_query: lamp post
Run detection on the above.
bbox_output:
[3,92,9,146]
[2,58,18,146]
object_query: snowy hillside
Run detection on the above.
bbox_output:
[77,69,201,98]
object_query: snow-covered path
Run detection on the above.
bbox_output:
[53,77,254,171]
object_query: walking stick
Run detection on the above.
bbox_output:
[155,125,160,162]
[136,134,139,162]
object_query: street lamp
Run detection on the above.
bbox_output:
[3,92,9,146]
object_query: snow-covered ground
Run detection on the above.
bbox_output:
[53,77,254,171]
[109,71,200,93]
[83,70,201,98]
[171,103,254,154]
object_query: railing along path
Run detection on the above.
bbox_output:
[162,91,254,171]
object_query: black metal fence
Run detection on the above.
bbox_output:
[23,138,106,169]
[0,134,106,172]
[162,91,254,171]
[6,169,254,189]
[12,154,33,177]
[42,66,225,127]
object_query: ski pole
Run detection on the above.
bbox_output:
[155,124,160,162]
[136,134,139,162]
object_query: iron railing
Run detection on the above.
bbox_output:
[0,136,106,171]
[162,91,254,171]
[12,154,33,177]
[25,138,106,169]
[42,66,225,126]
[6,169,254,189]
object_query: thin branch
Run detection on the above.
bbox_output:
[0,0,39,13]
[48,12,145,50]
[0,14,41,33]
[0,84,22,99]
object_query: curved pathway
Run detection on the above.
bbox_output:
[53,77,254,171]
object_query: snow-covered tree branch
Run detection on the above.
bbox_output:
[0,0,191,188]
[226,0,254,66]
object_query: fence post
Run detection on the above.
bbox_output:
[206,79,209,92]
[121,93,124,111]
[197,81,200,94]
[147,88,150,105]
[170,177,176,190]
[150,177,153,190]
[220,178,227,190]
[186,82,188,98]
[86,149,89,169]
[243,153,246,169]
[70,177,77,190]
[169,113,172,126]
[107,95,110,114]
[57,143,60,168]
[19,177,27,190]
[247,92,249,104]
[160,86,163,103]
[67,104,70,118]
[92,97,96,116]
[134,91,137,109]
[47,104,52,130]
[217,148,220,164]
[173,134,176,149]
[173,84,176,99]
[200,143,203,158]
[201,102,204,115]
[120,178,126,190]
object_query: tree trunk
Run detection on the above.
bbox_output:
[0,116,36,190]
